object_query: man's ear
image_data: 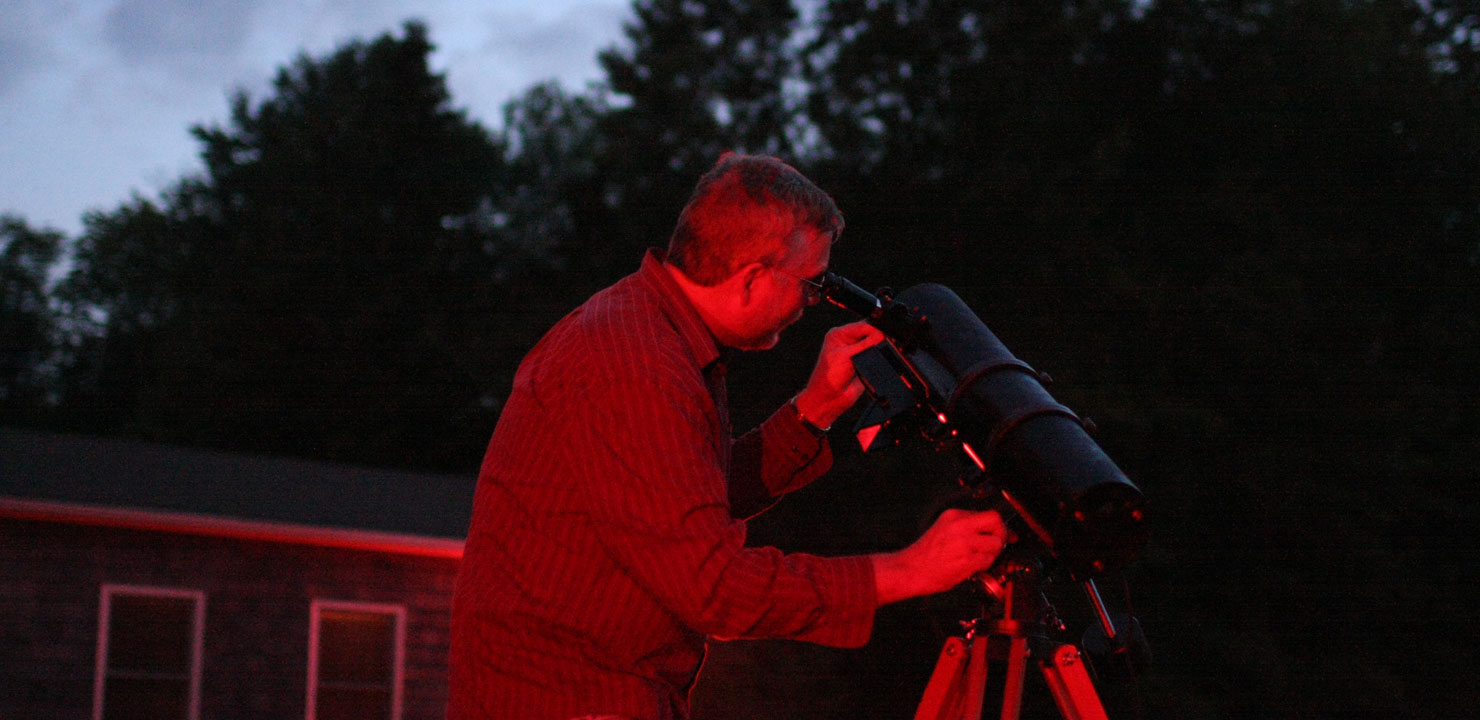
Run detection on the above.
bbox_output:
[734,262,769,305]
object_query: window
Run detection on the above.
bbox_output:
[307,600,405,720]
[93,585,204,720]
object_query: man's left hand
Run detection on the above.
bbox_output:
[794,321,885,430]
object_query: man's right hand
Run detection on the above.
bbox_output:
[794,320,885,430]
[870,509,1009,606]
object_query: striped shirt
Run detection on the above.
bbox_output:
[448,250,877,720]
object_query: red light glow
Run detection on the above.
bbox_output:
[960,442,986,472]
[0,497,464,559]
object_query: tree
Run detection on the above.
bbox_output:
[765,0,1480,716]
[803,0,1168,285]
[51,191,208,434]
[55,22,510,470]
[592,0,809,269]
[0,215,63,422]
[491,81,612,285]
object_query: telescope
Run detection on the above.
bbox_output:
[820,272,1149,579]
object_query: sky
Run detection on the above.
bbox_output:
[0,0,634,237]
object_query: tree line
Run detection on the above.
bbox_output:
[3,1,1477,716]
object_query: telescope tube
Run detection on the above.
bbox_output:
[831,279,1149,578]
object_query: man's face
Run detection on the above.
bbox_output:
[736,229,831,351]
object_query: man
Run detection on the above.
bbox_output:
[449,154,1007,720]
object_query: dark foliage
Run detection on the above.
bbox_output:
[0,216,63,422]
[48,23,519,471]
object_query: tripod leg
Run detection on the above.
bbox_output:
[915,635,990,720]
[1039,644,1109,720]
[999,636,1029,720]
[915,636,968,720]
[961,632,989,720]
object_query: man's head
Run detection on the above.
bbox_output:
[667,153,843,285]
[664,154,844,350]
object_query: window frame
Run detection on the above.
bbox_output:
[92,584,206,720]
[305,599,406,720]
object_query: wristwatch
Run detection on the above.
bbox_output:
[790,396,830,437]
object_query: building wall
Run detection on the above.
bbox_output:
[0,517,459,720]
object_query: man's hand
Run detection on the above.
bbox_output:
[793,321,885,430]
[870,509,1009,606]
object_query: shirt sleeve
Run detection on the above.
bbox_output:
[566,341,877,648]
[727,402,833,520]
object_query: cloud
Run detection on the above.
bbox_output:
[439,1,631,120]
[101,0,258,65]
[489,2,630,81]
[0,34,40,97]
[0,0,66,98]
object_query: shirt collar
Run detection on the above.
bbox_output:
[636,248,724,373]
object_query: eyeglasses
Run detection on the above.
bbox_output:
[769,266,828,301]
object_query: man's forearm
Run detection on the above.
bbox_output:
[869,551,919,606]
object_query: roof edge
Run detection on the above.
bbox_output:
[1,496,464,559]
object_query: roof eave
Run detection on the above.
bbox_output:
[0,496,465,560]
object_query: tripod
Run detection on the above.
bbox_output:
[914,558,1111,720]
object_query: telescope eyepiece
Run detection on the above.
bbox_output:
[821,271,930,347]
[820,271,882,318]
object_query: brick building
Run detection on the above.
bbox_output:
[0,427,475,720]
